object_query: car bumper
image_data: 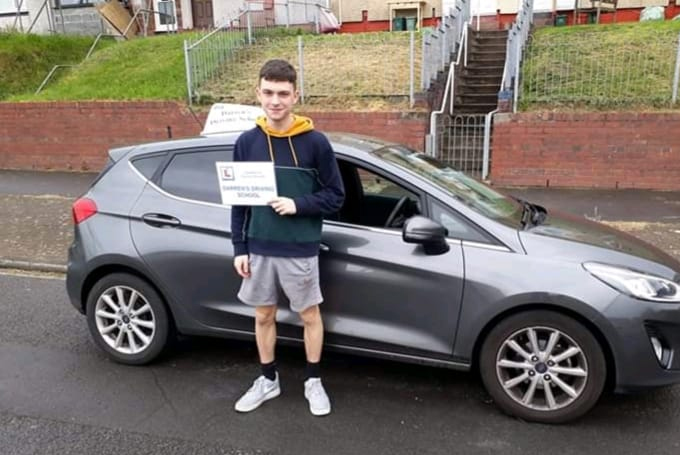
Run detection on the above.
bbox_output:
[602,293,680,391]
[66,238,86,314]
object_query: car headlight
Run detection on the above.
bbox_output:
[583,262,680,303]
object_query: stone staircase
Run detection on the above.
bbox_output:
[438,28,508,177]
[454,29,508,114]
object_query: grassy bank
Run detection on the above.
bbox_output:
[12,33,197,102]
[0,32,112,100]
[521,21,680,110]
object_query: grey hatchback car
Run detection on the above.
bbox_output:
[66,132,680,424]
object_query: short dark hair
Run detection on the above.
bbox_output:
[258,59,297,87]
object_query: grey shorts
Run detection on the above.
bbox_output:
[237,254,323,313]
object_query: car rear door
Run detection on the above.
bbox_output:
[128,147,253,333]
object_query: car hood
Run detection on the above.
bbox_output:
[519,210,680,278]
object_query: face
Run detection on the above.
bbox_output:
[256,78,299,125]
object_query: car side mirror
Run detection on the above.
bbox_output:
[402,216,450,255]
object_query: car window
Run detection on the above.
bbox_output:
[430,199,491,243]
[159,149,232,204]
[335,160,421,229]
[131,153,167,180]
[372,146,523,228]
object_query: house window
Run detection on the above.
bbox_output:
[0,0,28,14]
[53,0,94,8]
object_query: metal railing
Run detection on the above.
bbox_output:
[191,31,418,107]
[436,114,487,178]
[425,1,472,156]
[421,0,470,91]
[479,0,533,178]
[501,0,534,113]
[426,0,533,179]
[34,3,177,95]
[184,1,327,105]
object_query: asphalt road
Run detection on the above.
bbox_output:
[2,272,680,455]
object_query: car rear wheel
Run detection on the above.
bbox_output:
[86,273,170,365]
[479,310,606,424]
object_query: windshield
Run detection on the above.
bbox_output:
[373,145,523,227]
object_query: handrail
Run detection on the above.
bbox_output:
[427,16,472,156]
[482,108,498,179]
[500,0,534,111]
[449,24,470,115]
[673,32,680,104]
[35,65,74,95]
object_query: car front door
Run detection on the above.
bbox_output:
[312,159,466,357]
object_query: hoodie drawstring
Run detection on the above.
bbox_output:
[266,134,299,167]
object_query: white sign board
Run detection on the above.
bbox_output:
[201,103,264,136]
[215,161,278,206]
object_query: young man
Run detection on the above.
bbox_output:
[231,59,345,416]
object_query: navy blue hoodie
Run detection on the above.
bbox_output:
[230,115,345,258]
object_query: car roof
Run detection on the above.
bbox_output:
[119,132,398,161]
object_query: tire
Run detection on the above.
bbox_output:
[479,310,606,424]
[86,273,170,365]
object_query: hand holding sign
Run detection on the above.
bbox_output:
[269,197,297,215]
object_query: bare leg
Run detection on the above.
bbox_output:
[299,304,323,362]
[255,305,277,363]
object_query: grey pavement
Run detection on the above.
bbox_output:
[0,169,679,270]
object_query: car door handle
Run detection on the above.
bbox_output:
[319,243,330,252]
[142,213,181,228]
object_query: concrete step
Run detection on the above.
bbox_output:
[471,29,508,37]
[452,103,498,114]
[469,43,507,52]
[468,50,507,59]
[471,31,508,40]
[470,37,508,47]
[461,64,505,75]
[456,93,499,104]
[460,74,503,84]
[457,84,501,95]
[467,55,506,66]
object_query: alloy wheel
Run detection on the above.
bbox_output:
[94,285,156,355]
[495,326,589,411]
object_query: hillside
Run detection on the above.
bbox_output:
[0,32,112,100]
[4,20,680,111]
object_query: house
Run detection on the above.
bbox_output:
[1,0,677,36]
[0,0,322,35]
[328,0,677,31]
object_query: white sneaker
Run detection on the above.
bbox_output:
[304,378,331,416]
[234,374,281,413]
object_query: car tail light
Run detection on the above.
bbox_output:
[72,198,98,224]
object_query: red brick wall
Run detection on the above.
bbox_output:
[491,112,680,190]
[0,102,427,171]
[0,102,202,171]
[304,111,427,152]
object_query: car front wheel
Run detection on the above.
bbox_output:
[479,310,606,424]
[86,273,170,365]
